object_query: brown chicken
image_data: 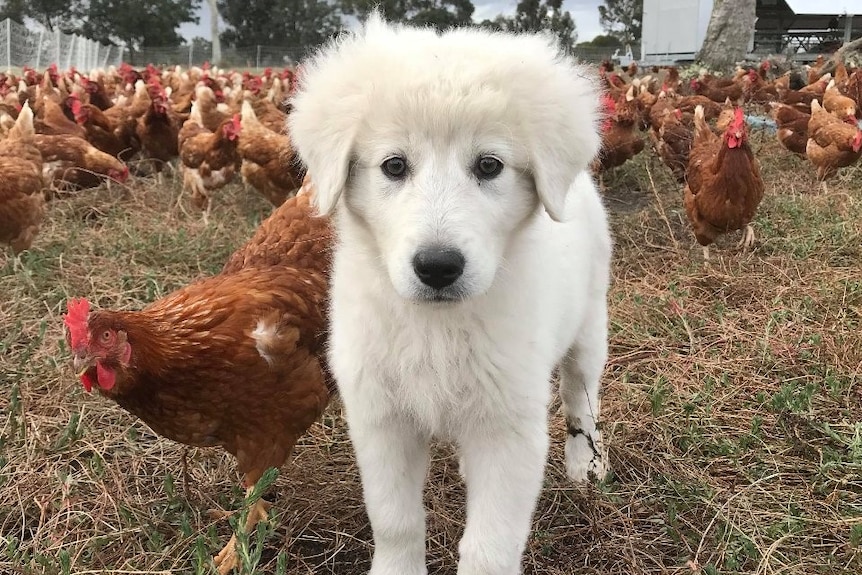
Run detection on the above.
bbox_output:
[35,96,87,139]
[769,103,810,156]
[136,79,183,179]
[592,93,644,185]
[684,106,764,261]
[690,76,743,104]
[652,108,693,183]
[807,99,862,191]
[178,101,242,217]
[238,99,304,206]
[0,102,45,253]
[823,80,857,121]
[34,134,129,192]
[63,184,333,574]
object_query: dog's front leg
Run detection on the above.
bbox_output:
[349,416,431,575]
[457,416,549,575]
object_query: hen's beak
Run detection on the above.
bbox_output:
[73,352,95,377]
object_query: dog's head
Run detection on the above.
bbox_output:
[289,14,602,303]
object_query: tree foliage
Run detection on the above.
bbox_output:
[342,0,474,30]
[77,0,199,52]
[598,0,641,46]
[481,0,577,51]
[219,0,343,49]
[0,0,79,31]
[577,34,622,48]
[0,0,26,23]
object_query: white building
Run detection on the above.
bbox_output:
[640,0,862,64]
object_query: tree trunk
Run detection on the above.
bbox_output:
[697,0,756,71]
[206,0,221,65]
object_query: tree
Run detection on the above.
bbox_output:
[598,0,641,46]
[0,0,28,23]
[484,0,577,51]
[219,0,342,51]
[191,35,212,54]
[341,0,474,30]
[578,34,622,48]
[206,0,221,64]
[697,0,756,71]
[0,0,77,31]
[77,0,200,57]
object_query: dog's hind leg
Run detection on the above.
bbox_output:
[559,303,610,483]
[350,417,430,575]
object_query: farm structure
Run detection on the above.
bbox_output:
[641,0,862,64]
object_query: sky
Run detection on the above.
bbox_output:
[179,0,606,45]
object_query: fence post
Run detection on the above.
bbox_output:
[188,44,193,68]
[55,28,61,67]
[256,45,261,69]
[35,28,44,69]
[66,34,74,70]
[6,19,11,70]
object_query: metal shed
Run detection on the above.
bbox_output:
[641,0,862,64]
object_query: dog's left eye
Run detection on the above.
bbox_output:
[381,156,408,179]
[474,156,504,179]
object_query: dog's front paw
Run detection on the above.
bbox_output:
[565,425,608,482]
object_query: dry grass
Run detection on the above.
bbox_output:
[2,128,861,575]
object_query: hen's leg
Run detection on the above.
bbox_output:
[702,245,710,262]
[212,485,272,575]
[736,225,756,251]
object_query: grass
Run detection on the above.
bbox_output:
[1,128,861,575]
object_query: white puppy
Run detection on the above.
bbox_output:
[289,14,612,575]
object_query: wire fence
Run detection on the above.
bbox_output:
[0,18,123,71]
[127,43,640,69]
[128,44,307,69]
[0,17,641,73]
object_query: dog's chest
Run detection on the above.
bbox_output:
[333,299,547,436]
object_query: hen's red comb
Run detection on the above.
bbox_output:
[63,298,91,348]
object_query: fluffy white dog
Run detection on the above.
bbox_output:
[289,14,612,575]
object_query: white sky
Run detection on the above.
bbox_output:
[179,0,606,44]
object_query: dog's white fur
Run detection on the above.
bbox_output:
[289,14,612,575]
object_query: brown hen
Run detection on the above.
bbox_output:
[684,106,764,261]
[63,185,332,574]
[0,103,45,253]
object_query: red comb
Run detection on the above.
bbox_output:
[63,298,91,348]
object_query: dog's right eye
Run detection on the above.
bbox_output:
[381,156,408,179]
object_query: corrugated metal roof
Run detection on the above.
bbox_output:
[784,0,862,14]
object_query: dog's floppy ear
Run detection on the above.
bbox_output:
[521,53,603,223]
[290,120,354,217]
[530,151,585,223]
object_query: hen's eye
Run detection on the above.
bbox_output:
[100,330,112,343]
[381,156,407,179]
[474,156,503,179]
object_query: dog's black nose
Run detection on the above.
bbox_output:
[412,248,465,289]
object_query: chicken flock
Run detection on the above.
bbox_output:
[1,62,304,252]
[595,55,862,259]
[0,53,858,573]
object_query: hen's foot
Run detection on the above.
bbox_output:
[737,225,756,251]
[212,491,272,574]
